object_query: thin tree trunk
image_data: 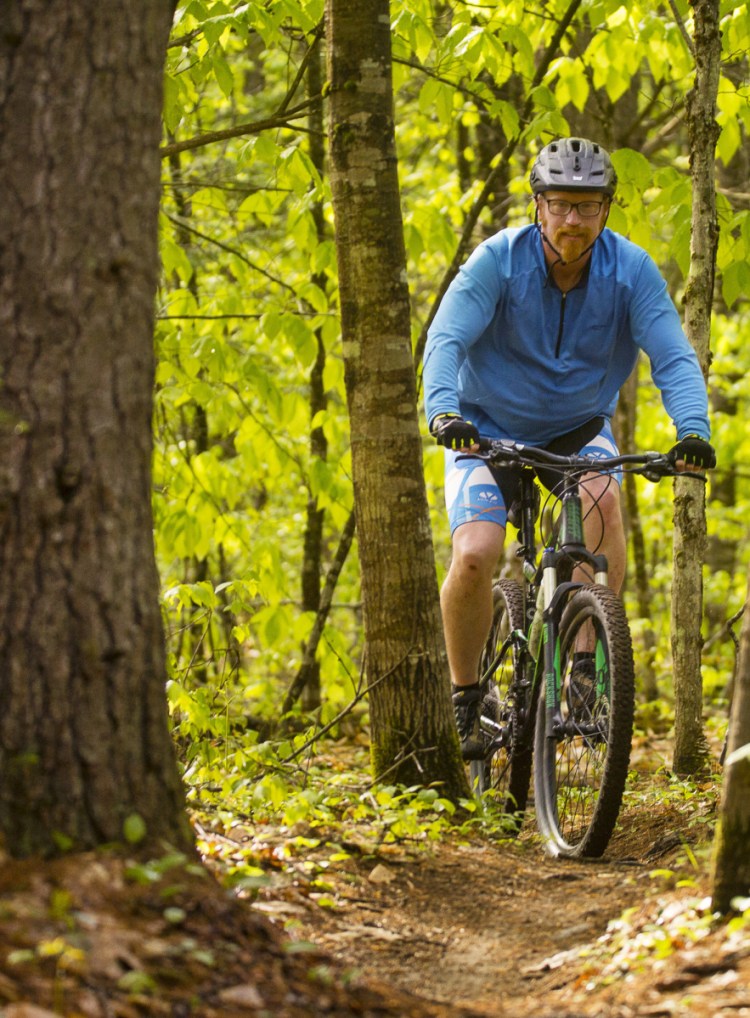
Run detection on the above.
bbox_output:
[711,566,750,912]
[280,510,356,719]
[705,384,740,651]
[326,0,469,797]
[300,33,329,713]
[0,1,192,856]
[671,0,720,776]
[166,151,214,685]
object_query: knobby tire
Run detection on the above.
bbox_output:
[533,584,635,858]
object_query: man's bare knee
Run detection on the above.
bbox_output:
[450,522,505,581]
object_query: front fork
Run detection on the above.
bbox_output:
[540,547,608,739]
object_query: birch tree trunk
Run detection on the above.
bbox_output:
[325,0,469,797]
[0,0,192,856]
[711,567,750,912]
[671,0,720,776]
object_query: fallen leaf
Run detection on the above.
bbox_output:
[368,864,396,884]
[218,983,265,1008]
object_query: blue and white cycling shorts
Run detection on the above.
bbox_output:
[444,418,621,534]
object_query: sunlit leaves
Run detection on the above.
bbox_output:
[155,0,750,794]
[550,57,590,113]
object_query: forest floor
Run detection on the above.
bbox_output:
[1,732,750,1018]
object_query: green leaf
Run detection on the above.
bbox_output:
[123,813,147,845]
[611,148,653,190]
[212,48,234,98]
[118,970,157,994]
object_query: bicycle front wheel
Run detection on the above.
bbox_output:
[534,584,634,858]
[470,579,534,825]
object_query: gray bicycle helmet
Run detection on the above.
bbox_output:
[530,138,617,196]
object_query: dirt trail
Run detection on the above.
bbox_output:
[1,791,749,1016]
[263,800,750,1018]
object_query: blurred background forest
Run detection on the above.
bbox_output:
[155,0,750,818]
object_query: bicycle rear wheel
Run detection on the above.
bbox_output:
[534,584,634,858]
[470,580,534,825]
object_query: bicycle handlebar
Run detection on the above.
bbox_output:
[475,437,706,483]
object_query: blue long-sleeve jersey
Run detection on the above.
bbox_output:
[423,224,710,444]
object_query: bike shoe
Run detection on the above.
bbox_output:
[453,686,485,760]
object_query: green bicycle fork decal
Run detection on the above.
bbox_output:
[595,639,609,696]
[559,498,583,546]
[544,623,560,709]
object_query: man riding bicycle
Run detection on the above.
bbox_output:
[423,137,716,759]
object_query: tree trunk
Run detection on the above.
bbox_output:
[0,1,192,856]
[300,33,328,714]
[671,0,720,776]
[705,384,740,646]
[325,0,469,797]
[711,563,750,912]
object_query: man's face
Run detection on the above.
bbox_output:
[536,190,609,264]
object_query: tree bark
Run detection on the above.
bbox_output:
[0,1,192,856]
[325,0,469,797]
[300,33,329,713]
[711,562,750,912]
[671,0,720,776]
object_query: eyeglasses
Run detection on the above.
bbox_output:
[541,197,607,217]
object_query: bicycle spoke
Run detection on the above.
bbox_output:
[534,585,634,858]
[470,580,534,826]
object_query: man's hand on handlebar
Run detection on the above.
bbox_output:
[668,435,716,473]
[430,413,480,451]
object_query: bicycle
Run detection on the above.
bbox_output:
[468,438,704,859]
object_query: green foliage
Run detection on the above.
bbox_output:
[582,894,717,985]
[123,814,148,846]
[155,1,750,806]
[187,738,470,895]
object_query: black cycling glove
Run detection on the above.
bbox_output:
[668,435,716,470]
[430,413,480,451]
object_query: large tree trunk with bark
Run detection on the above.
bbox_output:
[671,0,720,776]
[0,1,192,856]
[712,565,750,912]
[325,0,469,798]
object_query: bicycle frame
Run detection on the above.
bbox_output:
[479,461,610,739]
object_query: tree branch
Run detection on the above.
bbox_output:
[162,20,324,158]
[278,19,325,114]
[666,0,696,58]
[160,98,320,158]
[163,211,295,291]
[277,509,358,719]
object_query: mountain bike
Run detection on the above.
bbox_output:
[468,438,704,859]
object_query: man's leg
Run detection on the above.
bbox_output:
[441,449,510,758]
[579,472,626,594]
[571,420,625,595]
[441,520,506,686]
[441,521,505,760]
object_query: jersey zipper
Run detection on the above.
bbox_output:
[555,291,567,358]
